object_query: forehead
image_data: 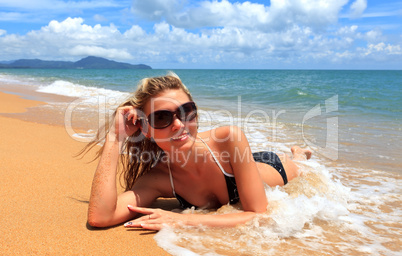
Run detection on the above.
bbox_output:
[144,89,191,114]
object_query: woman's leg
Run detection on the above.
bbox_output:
[291,146,312,161]
[278,146,312,182]
[257,147,312,186]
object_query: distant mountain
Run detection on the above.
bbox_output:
[10,59,75,69]
[0,56,151,69]
[73,56,151,69]
[0,60,16,68]
[0,60,15,64]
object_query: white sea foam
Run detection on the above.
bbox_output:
[154,160,401,256]
[0,73,39,87]
[0,74,23,84]
[154,163,355,256]
[35,80,131,133]
[37,80,129,104]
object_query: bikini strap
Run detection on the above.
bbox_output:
[198,136,234,177]
[167,159,177,197]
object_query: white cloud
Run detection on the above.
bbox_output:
[131,0,182,21]
[364,29,384,43]
[0,1,401,68]
[123,25,145,38]
[93,14,108,22]
[364,42,402,56]
[0,11,26,21]
[0,0,123,10]
[0,18,133,61]
[1,15,401,67]
[0,0,125,22]
[350,0,367,19]
[360,10,401,18]
[67,45,133,59]
[0,29,6,36]
[336,25,359,36]
[35,18,120,41]
[132,0,349,32]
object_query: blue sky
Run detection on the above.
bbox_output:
[0,0,401,69]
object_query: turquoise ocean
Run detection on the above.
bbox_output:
[1,69,401,255]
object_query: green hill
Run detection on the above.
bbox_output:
[1,56,151,69]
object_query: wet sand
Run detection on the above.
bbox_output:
[0,89,171,255]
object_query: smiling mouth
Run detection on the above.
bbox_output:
[171,132,189,141]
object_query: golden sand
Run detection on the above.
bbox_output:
[0,91,171,255]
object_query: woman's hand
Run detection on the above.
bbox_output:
[110,106,141,141]
[124,205,185,231]
[124,205,259,230]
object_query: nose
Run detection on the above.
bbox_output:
[171,114,185,131]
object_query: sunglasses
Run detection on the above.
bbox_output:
[140,101,197,129]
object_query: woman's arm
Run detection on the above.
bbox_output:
[87,132,135,227]
[224,126,268,213]
[125,206,258,230]
[124,126,268,230]
[87,106,156,227]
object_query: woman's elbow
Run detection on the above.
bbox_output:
[87,215,109,228]
[87,209,113,228]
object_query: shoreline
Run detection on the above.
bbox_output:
[1,72,400,175]
[0,89,172,255]
[2,79,400,176]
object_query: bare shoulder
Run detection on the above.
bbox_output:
[199,125,244,150]
[131,166,173,198]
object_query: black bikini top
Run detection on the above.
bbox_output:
[168,138,288,209]
[168,137,239,209]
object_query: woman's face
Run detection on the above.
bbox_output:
[142,89,198,154]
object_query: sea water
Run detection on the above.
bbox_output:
[0,69,401,255]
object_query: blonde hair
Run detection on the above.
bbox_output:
[81,73,194,190]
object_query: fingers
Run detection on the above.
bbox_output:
[124,221,163,231]
[127,205,154,215]
[123,215,163,231]
[112,106,144,138]
[125,205,167,231]
[138,223,163,231]
[118,106,137,124]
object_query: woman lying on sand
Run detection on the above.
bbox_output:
[84,73,311,230]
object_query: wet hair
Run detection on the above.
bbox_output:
[80,72,195,190]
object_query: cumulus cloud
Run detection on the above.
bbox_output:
[0,1,401,68]
[132,0,348,32]
[350,0,367,19]
[67,45,133,59]
[364,29,384,43]
[0,18,133,61]
[364,43,402,56]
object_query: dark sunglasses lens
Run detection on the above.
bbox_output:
[150,110,173,128]
[180,102,197,121]
[149,102,197,129]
